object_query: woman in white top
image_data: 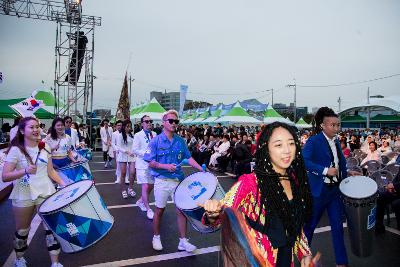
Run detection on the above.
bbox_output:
[115,120,136,199]
[361,141,382,166]
[2,117,66,267]
[378,140,393,156]
[209,134,231,167]
[45,118,78,169]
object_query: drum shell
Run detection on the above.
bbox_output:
[180,183,226,234]
[57,161,92,185]
[39,183,114,253]
[342,192,378,257]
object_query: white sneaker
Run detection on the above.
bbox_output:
[104,162,108,168]
[127,188,136,198]
[51,262,64,267]
[114,177,121,184]
[152,235,163,251]
[14,257,27,267]
[178,238,197,252]
[136,199,147,212]
[147,209,154,220]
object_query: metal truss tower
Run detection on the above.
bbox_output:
[0,0,101,122]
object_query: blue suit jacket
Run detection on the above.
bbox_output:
[302,132,348,197]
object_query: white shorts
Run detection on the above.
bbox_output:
[154,178,179,209]
[136,169,155,184]
[12,196,46,208]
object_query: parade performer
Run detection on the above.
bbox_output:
[100,119,113,168]
[63,116,79,148]
[143,109,204,252]
[2,117,66,267]
[115,120,136,199]
[202,122,314,267]
[302,107,349,267]
[45,117,78,169]
[111,120,126,184]
[132,115,157,219]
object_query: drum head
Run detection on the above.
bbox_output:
[39,180,93,213]
[174,172,218,210]
[339,176,377,199]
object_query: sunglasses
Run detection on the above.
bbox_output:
[143,120,153,124]
[164,119,180,125]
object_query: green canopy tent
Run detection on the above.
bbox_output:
[191,107,210,124]
[134,98,166,121]
[295,117,312,129]
[215,101,260,125]
[263,105,293,125]
[202,105,223,124]
[0,98,55,119]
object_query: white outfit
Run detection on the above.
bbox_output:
[66,128,80,148]
[115,132,135,163]
[100,126,113,152]
[45,135,73,158]
[9,126,18,141]
[5,144,55,202]
[209,141,230,167]
[361,150,382,166]
[378,146,392,156]
[132,129,156,184]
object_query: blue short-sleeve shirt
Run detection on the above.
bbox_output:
[143,131,191,180]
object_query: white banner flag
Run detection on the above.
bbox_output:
[10,95,45,118]
[179,84,188,115]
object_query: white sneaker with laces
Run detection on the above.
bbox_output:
[50,262,64,267]
[14,257,27,267]
[152,235,163,251]
[127,188,136,198]
[147,209,154,220]
[178,238,197,252]
[136,199,147,212]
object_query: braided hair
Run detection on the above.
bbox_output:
[312,106,338,136]
[253,122,312,239]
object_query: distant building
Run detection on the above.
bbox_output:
[273,103,308,119]
[150,91,180,111]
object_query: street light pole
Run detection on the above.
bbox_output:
[286,80,297,122]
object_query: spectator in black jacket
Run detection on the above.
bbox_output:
[375,170,400,233]
[233,140,253,178]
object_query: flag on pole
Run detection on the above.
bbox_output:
[179,84,188,115]
[9,92,45,118]
[116,73,130,120]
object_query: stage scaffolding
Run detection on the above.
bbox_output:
[0,0,101,122]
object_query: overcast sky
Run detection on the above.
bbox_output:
[1,0,399,113]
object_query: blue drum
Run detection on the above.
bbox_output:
[57,161,92,185]
[75,148,93,161]
[38,180,114,253]
[174,172,225,233]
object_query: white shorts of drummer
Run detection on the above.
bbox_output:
[12,196,47,208]
[154,178,179,209]
[136,169,155,185]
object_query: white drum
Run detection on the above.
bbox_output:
[339,176,378,257]
[38,180,114,253]
[174,172,225,233]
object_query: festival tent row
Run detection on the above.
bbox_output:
[263,105,294,125]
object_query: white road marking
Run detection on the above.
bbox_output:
[81,246,221,267]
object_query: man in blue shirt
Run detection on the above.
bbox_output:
[144,109,204,252]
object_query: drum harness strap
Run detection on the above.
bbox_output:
[14,228,30,257]
[323,137,342,186]
[45,230,61,255]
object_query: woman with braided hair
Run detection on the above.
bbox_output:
[202,122,314,267]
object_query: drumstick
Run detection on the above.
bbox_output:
[176,158,189,167]
[34,141,46,165]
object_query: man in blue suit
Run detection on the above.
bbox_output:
[303,107,352,267]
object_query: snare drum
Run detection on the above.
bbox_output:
[174,172,225,233]
[340,176,378,257]
[38,180,114,253]
[57,161,92,185]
